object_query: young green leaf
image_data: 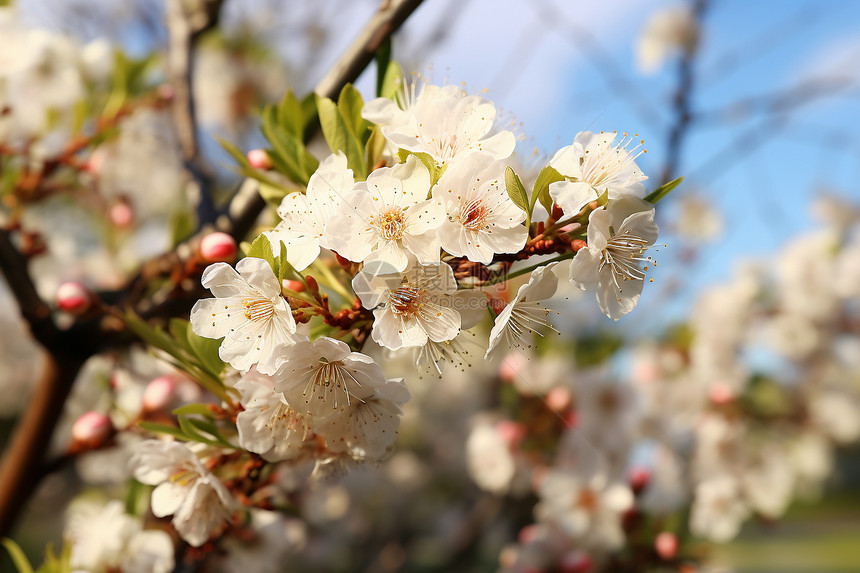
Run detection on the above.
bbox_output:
[245,234,276,273]
[532,165,565,216]
[2,539,34,573]
[337,84,370,145]
[644,176,683,205]
[316,94,367,179]
[138,421,190,441]
[375,38,393,97]
[505,167,530,224]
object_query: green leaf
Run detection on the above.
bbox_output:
[214,135,289,191]
[278,241,289,284]
[169,209,195,247]
[245,234,276,273]
[316,94,367,179]
[138,421,190,441]
[186,323,226,379]
[337,84,370,145]
[172,403,215,417]
[532,165,564,217]
[396,149,443,186]
[644,176,683,205]
[375,38,393,97]
[505,166,530,224]
[379,60,404,101]
[2,539,34,573]
[366,126,387,172]
[125,478,148,517]
[258,106,319,185]
[276,91,306,139]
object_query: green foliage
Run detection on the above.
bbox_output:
[379,60,404,101]
[258,91,319,185]
[139,402,234,448]
[121,312,230,403]
[645,176,683,205]
[396,148,446,187]
[243,235,303,286]
[215,135,290,195]
[374,38,393,97]
[532,165,565,217]
[2,539,72,573]
[316,84,370,179]
[573,333,623,367]
[505,166,530,225]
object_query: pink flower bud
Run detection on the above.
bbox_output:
[247,149,273,170]
[199,232,237,263]
[72,411,113,446]
[84,147,107,175]
[655,531,678,560]
[499,352,527,382]
[495,420,526,447]
[143,376,179,412]
[559,550,592,573]
[282,279,306,293]
[628,466,651,495]
[708,382,734,406]
[109,201,134,229]
[57,281,91,314]
[518,523,540,544]
[157,84,175,102]
[545,386,572,412]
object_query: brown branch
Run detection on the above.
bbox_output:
[0,0,427,539]
[165,0,224,226]
[659,0,708,185]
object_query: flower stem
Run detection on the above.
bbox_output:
[484,251,577,286]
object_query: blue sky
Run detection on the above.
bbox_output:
[21,0,860,321]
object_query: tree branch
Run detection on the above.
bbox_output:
[0,0,427,539]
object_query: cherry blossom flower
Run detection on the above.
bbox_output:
[485,262,559,359]
[549,131,648,217]
[271,337,388,418]
[433,153,528,264]
[569,197,658,320]
[66,499,174,573]
[689,475,750,542]
[377,83,515,167]
[235,371,308,462]
[313,378,411,461]
[264,151,354,271]
[327,155,445,271]
[190,257,298,374]
[353,261,485,350]
[130,440,238,547]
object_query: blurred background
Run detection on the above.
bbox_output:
[2,0,859,571]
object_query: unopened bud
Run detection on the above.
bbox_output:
[84,147,106,175]
[571,239,588,252]
[559,550,592,573]
[57,281,91,314]
[628,466,651,495]
[304,274,319,294]
[143,376,179,412]
[546,386,572,412]
[199,232,237,263]
[499,352,527,382]
[156,84,175,102]
[551,205,565,221]
[495,420,526,447]
[655,532,678,560]
[71,411,113,447]
[109,200,134,229]
[708,383,734,406]
[282,279,305,294]
[247,149,273,170]
[518,524,541,544]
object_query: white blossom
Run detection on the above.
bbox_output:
[433,153,528,264]
[327,155,445,270]
[130,440,238,547]
[190,257,298,374]
[486,262,559,359]
[549,131,647,217]
[376,83,515,167]
[636,6,700,74]
[689,475,749,542]
[271,337,388,418]
[313,378,411,461]
[264,152,354,271]
[569,197,658,320]
[353,261,485,350]
[235,371,309,462]
[66,499,173,573]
